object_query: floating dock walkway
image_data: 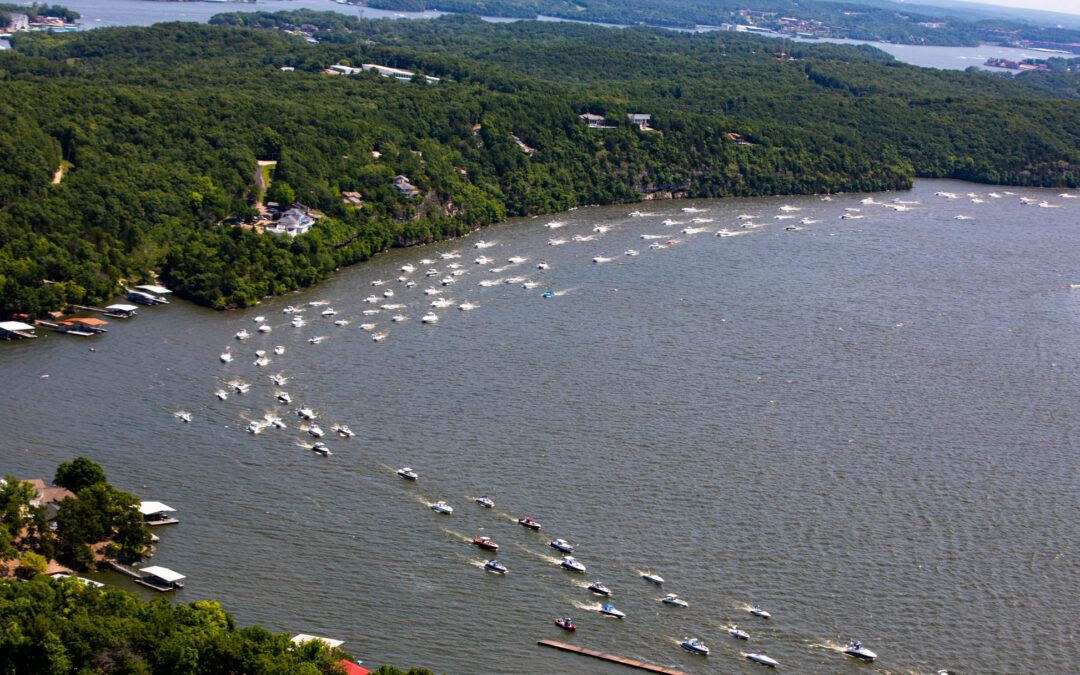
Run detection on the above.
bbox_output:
[537,640,689,675]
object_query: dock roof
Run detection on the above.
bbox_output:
[140,566,185,582]
[0,321,35,331]
[139,501,176,515]
[135,284,172,295]
[105,304,139,311]
[291,634,345,649]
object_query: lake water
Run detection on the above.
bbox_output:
[3,179,1078,674]
[8,0,1060,71]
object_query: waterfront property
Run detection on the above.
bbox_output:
[0,321,38,340]
[103,304,138,318]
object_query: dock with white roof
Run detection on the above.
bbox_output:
[139,501,178,526]
[134,565,185,591]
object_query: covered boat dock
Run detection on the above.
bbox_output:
[0,321,37,340]
[139,501,179,526]
[103,304,138,318]
[134,565,185,591]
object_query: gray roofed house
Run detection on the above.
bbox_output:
[392,175,419,197]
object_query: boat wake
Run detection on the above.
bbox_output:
[440,528,471,543]
[808,639,846,653]
[569,599,604,612]
[548,238,566,245]
[511,543,562,564]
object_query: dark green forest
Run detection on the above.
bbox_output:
[359,0,1080,48]
[0,576,431,674]
[1,15,1079,316]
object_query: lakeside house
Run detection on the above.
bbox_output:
[27,479,75,529]
[341,191,363,208]
[266,205,317,237]
[579,113,616,129]
[627,113,653,130]
[8,13,29,32]
[392,175,419,197]
[328,63,440,84]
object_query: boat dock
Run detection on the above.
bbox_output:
[0,321,38,340]
[537,640,689,675]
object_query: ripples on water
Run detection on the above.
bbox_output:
[3,180,1078,674]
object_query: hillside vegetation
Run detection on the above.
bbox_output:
[1,15,1078,315]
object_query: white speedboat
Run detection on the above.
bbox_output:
[255,349,266,357]
[508,256,526,264]
[588,580,611,596]
[235,329,249,340]
[475,255,492,265]
[430,500,453,515]
[364,295,379,303]
[749,605,771,619]
[641,570,664,585]
[273,345,285,355]
[459,302,476,311]
[291,317,304,328]
[729,626,749,640]
[425,268,439,277]
[560,557,586,573]
[624,249,639,256]
[308,336,324,344]
[474,240,492,249]
[321,308,336,317]
[537,261,550,269]
[234,383,250,394]
[372,332,387,341]
[334,425,353,438]
[400,264,415,273]
[431,298,452,308]
[662,594,688,607]
[424,287,440,296]
[360,323,376,331]
[744,651,779,667]
[311,442,331,456]
[681,638,709,655]
[282,306,296,314]
[383,289,394,298]
[297,406,315,419]
[397,467,418,481]
[550,538,574,553]
[371,279,385,286]
[440,277,454,286]
[843,641,877,662]
[277,392,291,404]
[215,389,228,400]
[392,315,406,323]
[253,357,270,367]
[219,348,233,363]
[269,417,286,429]
[475,496,494,508]
[308,424,324,438]
[258,324,271,333]
[599,604,625,619]
[271,374,287,386]
[246,422,260,434]
[483,559,508,574]
[178,412,191,423]
[421,313,438,324]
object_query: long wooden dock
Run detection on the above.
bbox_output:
[537,640,689,675]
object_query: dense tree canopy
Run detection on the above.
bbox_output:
[1,16,1078,317]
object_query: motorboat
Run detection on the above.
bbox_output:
[335,425,353,438]
[371,279,385,286]
[729,626,750,640]
[246,422,260,434]
[254,357,270,367]
[522,281,539,290]
[405,281,416,288]
[397,467,418,481]
[542,291,555,298]
[255,349,265,356]
[843,641,877,662]
[518,516,541,530]
[282,306,296,314]
[372,332,387,341]
[599,604,625,619]
[641,570,664,585]
[334,319,348,327]
[309,300,328,306]
[550,538,574,553]
[234,383,250,394]
[362,309,380,316]
[297,406,315,419]
[744,651,779,667]
[178,412,192,423]
[269,417,286,429]
[215,389,228,400]
[364,295,379,303]
[277,392,291,404]
[474,255,492,265]
[425,269,439,277]
[587,580,611,596]
[537,262,550,269]
[421,313,438,324]
[219,348,233,363]
[392,315,406,322]
[483,560,507,574]
[383,289,394,298]
[624,249,639,256]
[662,594,688,608]
[431,298,452,308]
[311,442,331,456]
[291,317,305,327]
[554,617,575,631]
[680,638,709,656]
[360,323,376,331]
[749,605,771,619]
[560,557,586,573]
[440,277,454,286]
[401,264,415,273]
[308,336,324,344]
[474,239,492,248]
[235,329,249,340]
[258,324,272,333]
[308,424,324,438]
[273,345,285,355]
[430,500,453,515]
[475,496,494,508]
[508,256,526,264]
[459,302,476,311]
[272,374,287,386]
[473,536,499,551]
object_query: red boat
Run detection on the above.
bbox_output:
[473,536,499,551]
[554,617,576,631]
[518,516,541,530]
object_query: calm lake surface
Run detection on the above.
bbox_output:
[8,0,1058,71]
[3,179,1078,674]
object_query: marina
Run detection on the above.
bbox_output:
[1,179,1077,673]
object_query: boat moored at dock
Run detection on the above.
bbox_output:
[134,566,185,592]
[139,501,179,526]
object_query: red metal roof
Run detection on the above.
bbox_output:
[338,660,371,675]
